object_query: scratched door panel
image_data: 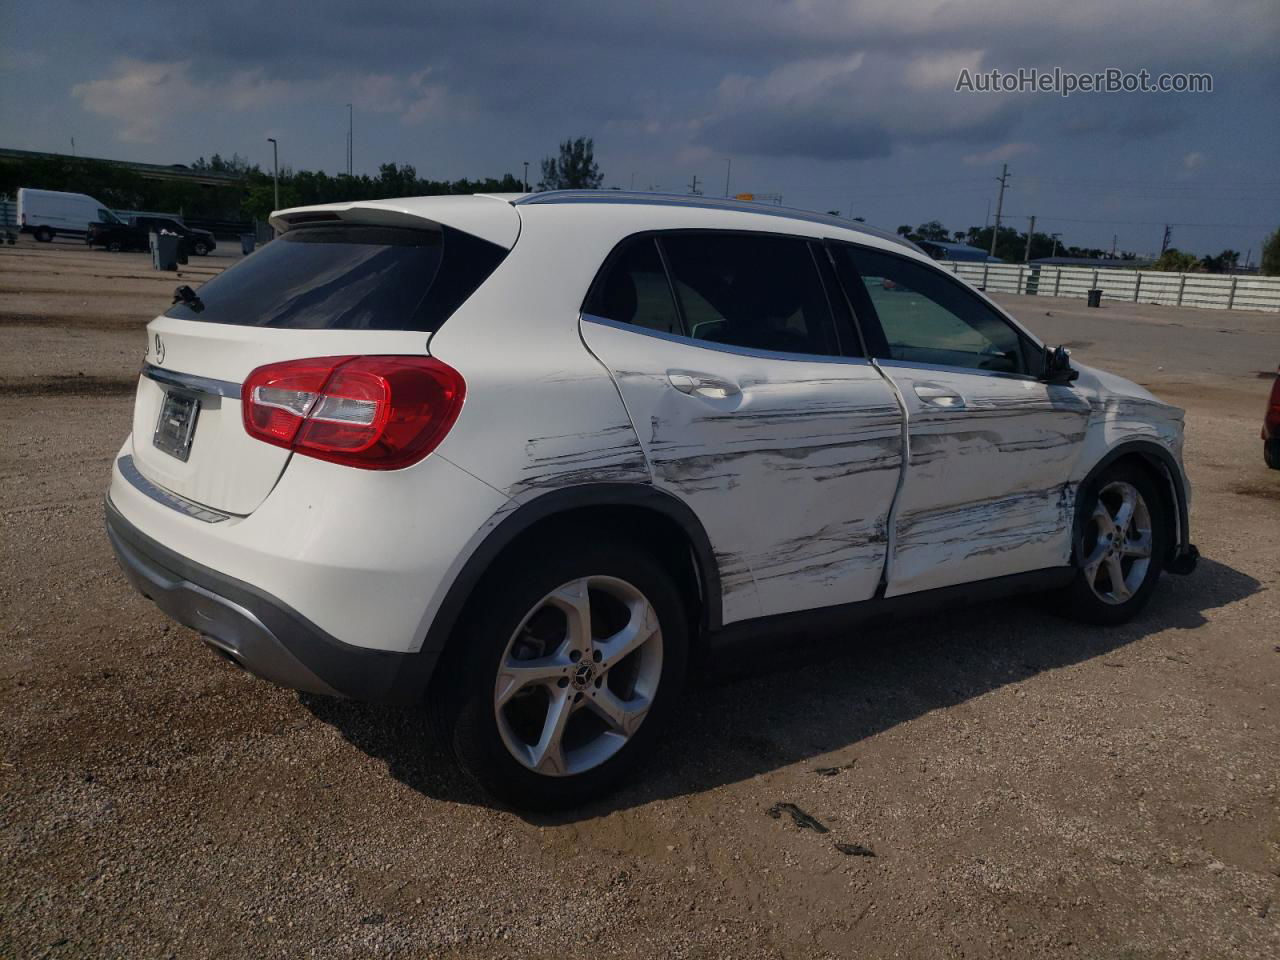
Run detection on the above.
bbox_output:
[581,316,903,623]
[881,363,1091,596]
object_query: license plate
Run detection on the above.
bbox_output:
[153,390,201,462]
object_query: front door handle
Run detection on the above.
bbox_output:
[912,383,966,409]
[667,370,741,399]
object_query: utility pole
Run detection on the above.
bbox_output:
[1160,224,1172,256]
[630,172,637,192]
[723,158,732,197]
[989,164,1009,257]
[523,161,529,192]
[1023,215,1036,263]
[688,174,701,196]
[70,137,76,157]
[1050,233,1061,258]
[1110,233,1118,258]
[346,104,353,177]
[267,137,279,211]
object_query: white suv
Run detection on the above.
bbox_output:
[106,191,1198,807]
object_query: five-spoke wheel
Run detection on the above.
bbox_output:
[437,538,687,809]
[495,576,663,777]
[1080,480,1153,604]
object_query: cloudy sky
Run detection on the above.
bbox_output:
[3,0,1278,258]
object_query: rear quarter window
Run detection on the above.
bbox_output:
[166,223,507,332]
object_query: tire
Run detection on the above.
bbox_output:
[193,241,208,256]
[436,537,689,810]
[1265,439,1280,470]
[107,240,122,253]
[1058,462,1168,625]
[35,226,53,243]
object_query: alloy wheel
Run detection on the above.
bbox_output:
[494,576,663,777]
[1080,480,1153,604]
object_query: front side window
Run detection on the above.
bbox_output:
[661,233,838,357]
[839,245,1026,374]
[590,236,681,335]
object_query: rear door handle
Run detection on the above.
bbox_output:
[667,370,741,399]
[912,384,966,409]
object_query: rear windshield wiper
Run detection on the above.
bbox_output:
[172,285,204,313]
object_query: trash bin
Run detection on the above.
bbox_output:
[150,231,180,271]
[240,233,256,255]
[1087,288,1103,308]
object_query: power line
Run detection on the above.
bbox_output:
[1001,213,1276,229]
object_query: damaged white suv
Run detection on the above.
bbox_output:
[107,192,1198,808]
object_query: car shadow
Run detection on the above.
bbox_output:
[299,556,1260,822]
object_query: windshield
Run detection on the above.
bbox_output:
[165,223,507,331]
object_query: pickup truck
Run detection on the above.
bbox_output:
[87,216,216,256]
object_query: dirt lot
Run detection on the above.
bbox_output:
[1,236,1278,959]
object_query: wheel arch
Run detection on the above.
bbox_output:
[421,483,723,661]
[1073,439,1191,567]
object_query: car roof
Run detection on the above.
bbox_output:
[272,191,925,255]
[512,190,925,254]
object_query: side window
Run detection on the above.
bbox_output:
[590,237,682,335]
[661,233,839,356]
[840,246,1026,374]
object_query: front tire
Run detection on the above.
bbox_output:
[1059,462,1167,625]
[1265,439,1280,470]
[193,241,209,256]
[438,538,689,810]
[107,240,122,252]
[35,226,53,243]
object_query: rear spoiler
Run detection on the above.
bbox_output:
[270,197,520,249]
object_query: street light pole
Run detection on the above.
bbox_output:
[346,104,353,177]
[267,137,279,211]
[523,161,529,192]
[723,158,732,197]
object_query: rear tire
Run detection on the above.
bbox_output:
[107,240,122,253]
[193,241,209,256]
[1058,462,1167,625]
[436,537,689,810]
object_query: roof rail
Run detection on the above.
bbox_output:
[513,190,923,254]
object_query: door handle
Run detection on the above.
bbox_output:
[667,370,741,399]
[912,384,966,409]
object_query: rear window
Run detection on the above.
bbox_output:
[166,223,507,331]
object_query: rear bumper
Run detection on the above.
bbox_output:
[106,497,438,703]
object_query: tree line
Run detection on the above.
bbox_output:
[894,218,1278,274]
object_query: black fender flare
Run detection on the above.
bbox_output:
[420,483,723,655]
[1073,439,1196,572]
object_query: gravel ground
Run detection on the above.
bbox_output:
[1,237,1278,959]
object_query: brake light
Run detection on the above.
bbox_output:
[242,356,465,469]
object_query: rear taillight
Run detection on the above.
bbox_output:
[242,356,465,469]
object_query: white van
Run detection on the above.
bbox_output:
[17,187,123,242]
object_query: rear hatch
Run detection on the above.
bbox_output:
[130,205,514,515]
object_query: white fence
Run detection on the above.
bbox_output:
[942,261,1280,313]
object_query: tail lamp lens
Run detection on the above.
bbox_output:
[242,356,464,469]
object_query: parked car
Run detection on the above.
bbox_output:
[105,192,1199,808]
[87,215,216,256]
[1264,366,1280,469]
[17,187,123,241]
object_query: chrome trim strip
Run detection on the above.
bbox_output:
[581,314,872,367]
[516,191,924,255]
[876,358,1042,383]
[117,454,231,523]
[142,363,241,399]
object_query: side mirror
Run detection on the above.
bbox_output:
[1042,344,1078,384]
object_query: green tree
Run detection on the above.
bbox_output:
[914,220,950,242]
[537,137,602,190]
[1150,248,1199,272]
[1198,249,1240,273]
[1259,228,1280,276]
